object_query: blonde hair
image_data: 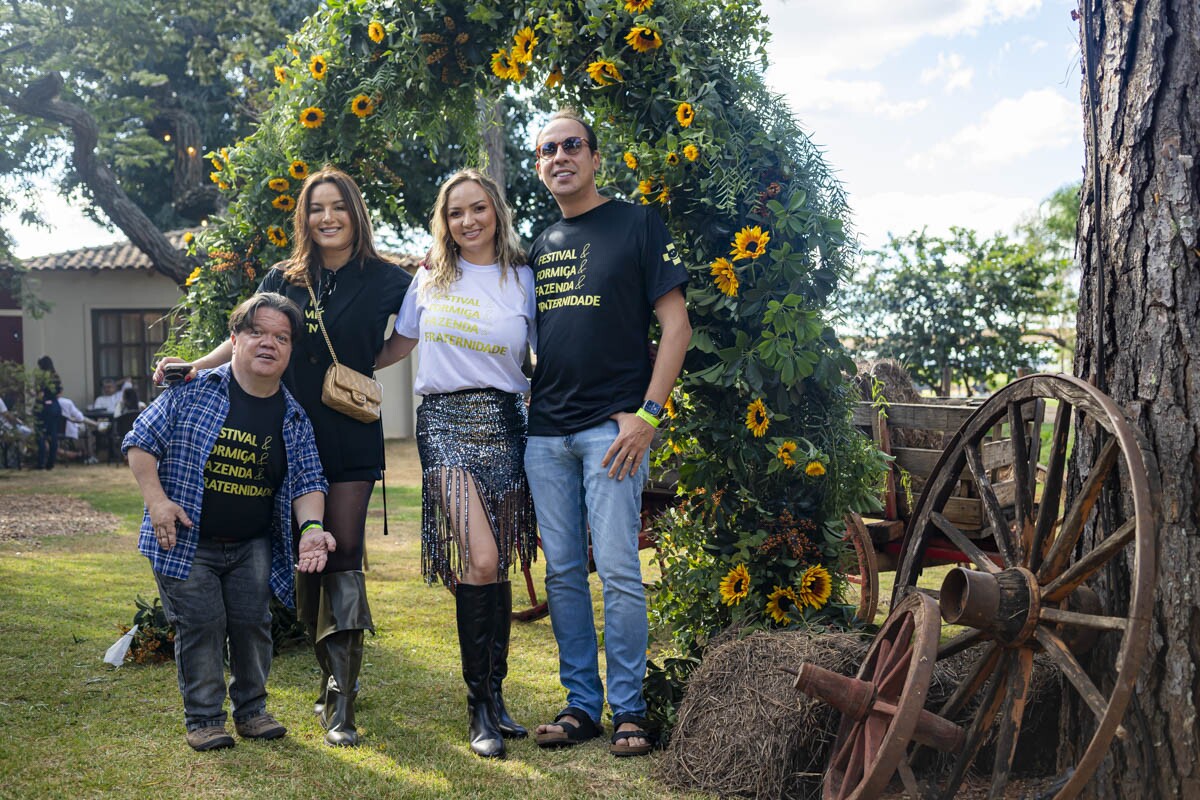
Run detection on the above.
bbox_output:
[282,165,387,286]
[423,169,525,298]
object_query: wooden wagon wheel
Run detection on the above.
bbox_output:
[891,374,1159,800]
[843,512,880,623]
[795,593,963,799]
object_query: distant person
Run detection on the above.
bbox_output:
[58,395,100,464]
[118,386,145,417]
[34,355,62,470]
[92,378,123,415]
[0,391,33,469]
[124,293,335,752]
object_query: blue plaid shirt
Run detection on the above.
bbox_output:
[122,364,327,606]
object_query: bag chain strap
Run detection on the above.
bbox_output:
[305,280,342,367]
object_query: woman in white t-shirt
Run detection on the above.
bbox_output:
[378,169,535,759]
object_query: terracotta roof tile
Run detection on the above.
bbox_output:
[15,229,419,273]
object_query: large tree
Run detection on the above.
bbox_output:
[0,0,313,280]
[1066,0,1199,796]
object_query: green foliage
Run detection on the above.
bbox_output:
[846,227,1069,395]
[167,0,885,731]
[0,0,315,239]
[125,595,175,664]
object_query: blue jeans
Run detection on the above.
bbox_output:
[154,537,273,731]
[525,420,648,724]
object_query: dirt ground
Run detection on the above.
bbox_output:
[0,439,422,542]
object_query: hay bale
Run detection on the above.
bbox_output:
[658,628,1062,799]
[655,629,869,800]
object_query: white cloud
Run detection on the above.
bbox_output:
[770,70,929,118]
[905,88,1078,170]
[852,189,1040,248]
[764,0,1043,77]
[920,52,974,93]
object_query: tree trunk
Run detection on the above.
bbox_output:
[0,72,191,284]
[156,109,220,221]
[1068,1,1200,797]
[478,95,506,199]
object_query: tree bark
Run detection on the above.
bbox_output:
[1068,1,1200,797]
[478,95,506,199]
[156,109,220,221]
[0,72,191,284]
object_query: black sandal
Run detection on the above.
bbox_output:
[535,706,601,748]
[610,713,653,757]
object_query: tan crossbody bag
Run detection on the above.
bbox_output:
[305,281,382,423]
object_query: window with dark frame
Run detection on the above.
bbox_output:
[91,310,169,404]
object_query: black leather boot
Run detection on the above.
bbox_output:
[456,583,504,758]
[490,582,527,738]
[294,571,331,716]
[316,571,373,747]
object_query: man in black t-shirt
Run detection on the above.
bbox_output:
[526,110,691,757]
[125,294,336,753]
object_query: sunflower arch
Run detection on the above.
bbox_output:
[180,0,884,678]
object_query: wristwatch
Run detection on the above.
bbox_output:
[636,399,664,428]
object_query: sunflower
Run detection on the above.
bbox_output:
[731,225,770,260]
[656,185,670,205]
[182,231,194,245]
[512,27,538,63]
[586,59,623,86]
[637,177,655,196]
[217,180,230,191]
[272,194,296,212]
[210,156,223,172]
[805,460,826,477]
[351,94,376,118]
[299,107,325,129]
[309,54,327,80]
[718,564,751,606]
[289,160,309,180]
[710,257,738,297]
[797,565,832,610]
[765,586,800,624]
[267,177,290,192]
[676,101,695,127]
[545,67,564,88]
[504,50,529,80]
[666,151,680,166]
[746,398,769,437]
[273,65,287,83]
[368,21,385,43]
[185,267,202,287]
[209,171,222,184]
[684,143,699,161]
[664,394,677,419]
[266,226,288,248]
[777,440,797,468]
[625,26,662,52]
[625,0,654,12]
[624,151,638,170]
[490,48,526,80]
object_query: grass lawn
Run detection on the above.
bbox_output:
[0,441,710,800]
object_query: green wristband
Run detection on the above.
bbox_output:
[635,407,662,428]
[299,519,324,536]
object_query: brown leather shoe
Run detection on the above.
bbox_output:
[235,712,287,740]
[186,726,235,751]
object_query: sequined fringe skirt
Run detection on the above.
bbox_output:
[415,389,537,585]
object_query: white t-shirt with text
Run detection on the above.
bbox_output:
[395,259,535,396]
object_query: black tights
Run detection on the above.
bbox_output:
[322,480,374,573]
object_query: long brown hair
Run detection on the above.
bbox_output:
[281,166,386,286]
[424,169,525,298]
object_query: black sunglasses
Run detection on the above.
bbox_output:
[535,136,588,160]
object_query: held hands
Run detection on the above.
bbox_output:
[153,357,195,386]
[148,498,192,551]
[297,526,338,573]
[602,411,656,480]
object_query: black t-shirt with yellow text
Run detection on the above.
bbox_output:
[527,200,688,435]
[199,376,287,541]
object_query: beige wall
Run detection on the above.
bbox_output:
[20,269,416,438]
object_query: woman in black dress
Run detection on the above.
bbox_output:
[156,166,411,746]
[34,355,62,470]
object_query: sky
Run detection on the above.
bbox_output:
[4,0,1084,259]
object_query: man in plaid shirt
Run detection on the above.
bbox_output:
[124,293,336,752]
